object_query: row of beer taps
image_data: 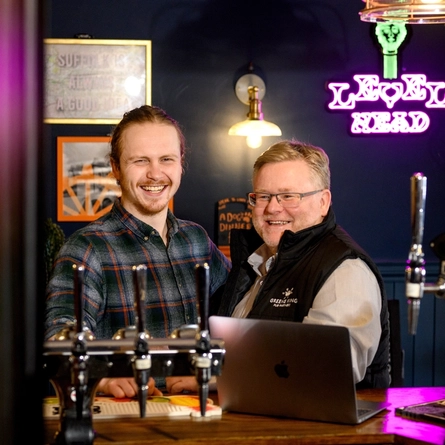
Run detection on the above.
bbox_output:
[68,263,213,418]
[43,263,224,445]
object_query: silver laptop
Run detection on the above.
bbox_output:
[209,316,387,424]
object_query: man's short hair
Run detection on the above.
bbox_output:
[253,140,331,190]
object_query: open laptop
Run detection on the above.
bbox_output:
[209,316,387,424]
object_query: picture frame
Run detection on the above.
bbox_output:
[57,136,119,222]
[217,197,252,260]
[57,136,174,222]
[44,39,151,124]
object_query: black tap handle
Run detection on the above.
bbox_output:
[195,263,210,333]
[73,264,85,334]
[132,265,150,418]
[71,264,89,420]
[132,265,147,334]
[194,264,211,416]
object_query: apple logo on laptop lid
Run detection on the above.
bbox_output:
[274,360,290,378]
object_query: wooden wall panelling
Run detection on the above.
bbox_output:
[412,292,435,386]
[394,281,416,387]
[434,298,445,385]
[379,263,441,387]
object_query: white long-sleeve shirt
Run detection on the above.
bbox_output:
[303,258,381,383]
[232,247,381,384]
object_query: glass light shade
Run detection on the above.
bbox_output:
[229,84,282,148]
[228,119,282,149]
[360,0,445,23]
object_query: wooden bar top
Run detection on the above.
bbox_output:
[44,387,445,445]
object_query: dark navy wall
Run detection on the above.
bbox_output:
[45,0,444,262]
[45,1,445,385]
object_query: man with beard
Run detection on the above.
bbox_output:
[45,105,231,397]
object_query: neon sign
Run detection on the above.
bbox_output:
[327,74,445,134]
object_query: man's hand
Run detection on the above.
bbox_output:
[96,377,163,398]
[165,376,217,394]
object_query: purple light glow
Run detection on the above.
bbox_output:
[384,387,445,444]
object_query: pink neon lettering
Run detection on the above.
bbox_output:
[379,82,403,109]
[391,112,411,132]
[350,111,430,134]
[327,74,445,109]
[353,75,379,102]
[424,82,445,108]
[327,83,355,109]
[328,73,440,135]
[401,74,427,101]
[408,112,430,132]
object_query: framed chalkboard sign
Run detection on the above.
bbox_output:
[44,39,151,124]
[217,197,252,260]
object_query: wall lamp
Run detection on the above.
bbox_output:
[360,0,445,24]
[228,72,281,149]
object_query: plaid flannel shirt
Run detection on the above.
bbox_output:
[45,199,231,340]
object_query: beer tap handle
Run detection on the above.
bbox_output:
[196,263,210,334]
[73,264,85,334]
[132,265,151,418]
[410,172,427,250]
[71,264,88,420]
[133,265,147,333]
[406,173,427,335]
[194,264,211,417]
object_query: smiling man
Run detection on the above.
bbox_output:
[216,140,390,389]
[45,105,231,397]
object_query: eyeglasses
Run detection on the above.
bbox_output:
[247,190,323,208]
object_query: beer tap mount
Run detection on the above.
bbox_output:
[192,264,212,417]
[43,263,225,445]
[131,264,151,418]
[405,173,445,335]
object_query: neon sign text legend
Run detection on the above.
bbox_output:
[327,74,445,134]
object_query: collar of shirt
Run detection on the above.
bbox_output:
[247,243,276,277]
[112,199,179,240]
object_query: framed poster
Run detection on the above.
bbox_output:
[44,39,151,124]
[57,136,120,222]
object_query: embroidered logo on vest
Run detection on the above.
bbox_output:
[269,288,298,308]
[283,288,293,297]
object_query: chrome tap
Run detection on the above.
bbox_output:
[405,173,445,335]
[69,264,90,421]
[405,173,427,335]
